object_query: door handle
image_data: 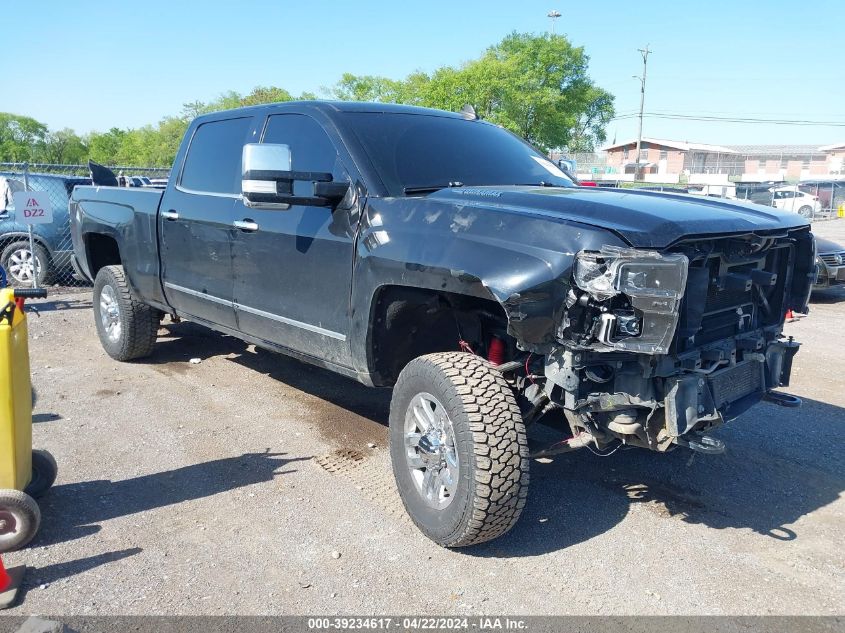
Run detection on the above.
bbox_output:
[233,220,259,232]
[161,210,179,221]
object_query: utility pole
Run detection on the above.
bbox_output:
[633,45,651,181]
[547,10,561,34]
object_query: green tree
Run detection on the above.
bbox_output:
[188,85,302,117]
[327,73,404,102]
[241,86,294,106]
[151,117,190,166]
[327,33,615,152]
[39,128,88,164]
[87,128,127,165]
[0,113,49,162]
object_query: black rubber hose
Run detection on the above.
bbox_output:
[13,288,47,299]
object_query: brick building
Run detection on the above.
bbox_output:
[601,138,845,181]
[602,138,735,177]
[818,143,845,175]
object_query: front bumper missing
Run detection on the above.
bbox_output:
[542,336,801,453]
[665,339,800,437]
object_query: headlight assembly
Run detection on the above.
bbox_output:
[573,246,689,354]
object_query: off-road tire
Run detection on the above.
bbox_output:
[25,449,58,498]
[93,265,158,361]
[389,351,529,547]
[0,489,41,552]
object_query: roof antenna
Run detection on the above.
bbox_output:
[460,104,478,120]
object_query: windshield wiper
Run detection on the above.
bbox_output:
[403,182,464,195]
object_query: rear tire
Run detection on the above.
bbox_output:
[93,265,158,361]
[25,450,58,498]
[389,352,529,547]
[797,205,813,218]
[0,489,40,552]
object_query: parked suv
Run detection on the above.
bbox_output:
[0,172,90,285]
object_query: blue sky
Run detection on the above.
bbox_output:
[6,0,844,146]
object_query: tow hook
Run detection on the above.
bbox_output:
[763,391,802,408]
[674,434,726,455]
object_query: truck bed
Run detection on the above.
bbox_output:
[70,185,165,305]
[71,185,164,221]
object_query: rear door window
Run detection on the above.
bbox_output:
[180,117,253,195]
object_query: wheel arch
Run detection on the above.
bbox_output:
[0,235,55,284]
[361,283,509,387]
[83,231,123,279]
[0,232,54,259]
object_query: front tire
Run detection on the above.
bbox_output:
[93,265,158,361]
[389,352,529,547]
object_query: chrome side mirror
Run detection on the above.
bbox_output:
[241,142,350,209]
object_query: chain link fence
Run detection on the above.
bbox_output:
[0,162,169,287]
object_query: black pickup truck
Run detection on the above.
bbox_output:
[70,101,815,547]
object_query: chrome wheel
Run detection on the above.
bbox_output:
[404,392,459,509]
[8,248,40,284]
[99,284,122,342]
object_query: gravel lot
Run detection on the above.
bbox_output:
[3,221,844,616]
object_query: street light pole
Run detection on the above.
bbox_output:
[634,45,651,181]
[547,10,561,34]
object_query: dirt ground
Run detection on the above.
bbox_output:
[3,221,844,616]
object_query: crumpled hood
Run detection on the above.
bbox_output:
[429,186,810,248]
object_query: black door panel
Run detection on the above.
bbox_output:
[231,113,355,364]
[160,191,238,327]
[232,206,353,365]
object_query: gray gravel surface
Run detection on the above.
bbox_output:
[4,221,845,616]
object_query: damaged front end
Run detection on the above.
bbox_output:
[537,232,811,454]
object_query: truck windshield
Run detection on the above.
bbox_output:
[343,112,574,197]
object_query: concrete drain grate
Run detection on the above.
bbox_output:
[315,449,410,523]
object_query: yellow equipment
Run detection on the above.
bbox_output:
[0,286,56,552]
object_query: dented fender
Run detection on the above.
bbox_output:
[348,196,628,377]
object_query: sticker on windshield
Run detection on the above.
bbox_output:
[531,156,568,178]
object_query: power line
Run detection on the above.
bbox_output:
[648,108,845,118]
[609,112,845,126]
